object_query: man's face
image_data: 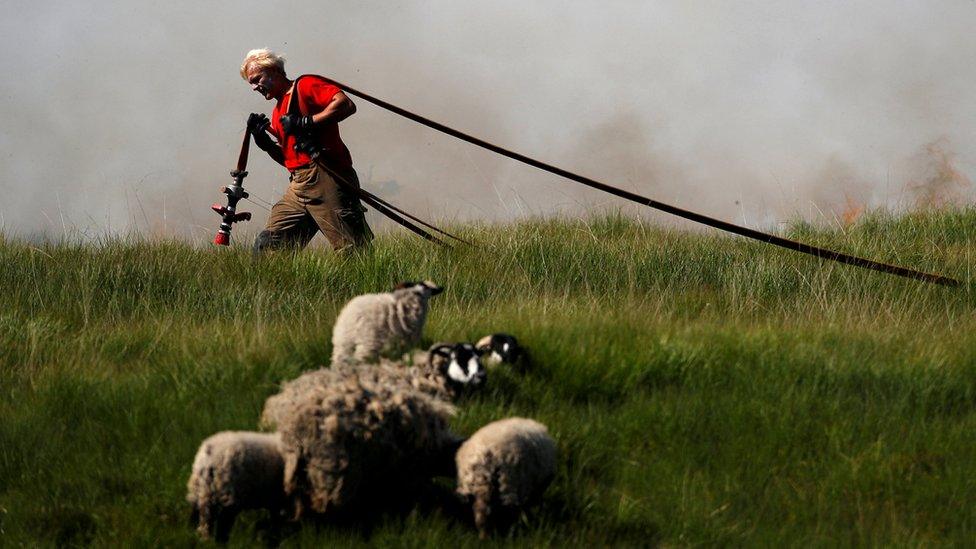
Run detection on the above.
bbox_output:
[246,67,283,101]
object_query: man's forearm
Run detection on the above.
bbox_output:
[253,129,285,166]
[266,146,285,166]
[310,93,356,126]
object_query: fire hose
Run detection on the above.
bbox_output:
[213,77,957,287]
[211,117,467,248]
[315,77,958,288]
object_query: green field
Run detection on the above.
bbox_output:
[1,209,975,546]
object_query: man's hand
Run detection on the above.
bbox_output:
[280,114,314,135]
[247,112,270,133]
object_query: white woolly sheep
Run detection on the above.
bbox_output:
[186,431,286,542]
[455,417,557,538]
[330,280,443,366]
[260,368,343,432]
[259,364,433,431]
[259,344,483,432]
[475,333,525,368]
[274,364,460,518]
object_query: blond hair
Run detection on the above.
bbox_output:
[240,48,286,80]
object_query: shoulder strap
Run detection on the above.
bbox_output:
[286,74,311,117]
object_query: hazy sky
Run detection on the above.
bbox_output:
[1,1,974,241]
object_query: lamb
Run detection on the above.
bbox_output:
[186,431,286,542]
[274,364,461,518]
[260,343,485,431]
[455,417,557,538]
[475,333,525,368]
[330,280,443,366]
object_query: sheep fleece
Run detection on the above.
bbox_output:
[330,288,432,364]
[185,431,284,534]
[455,418,557,527]
[260,362,451,431]
[277,365,457,516]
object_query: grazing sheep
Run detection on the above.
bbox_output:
[259,363,444,431]
[476,333,524,368]
[260,368,343,431]
[330,280,444,366]
[186,431,286,542]
[259,345,483,431]
[275,365,460,518]
[455,417,557,538]
[394,342,488,401]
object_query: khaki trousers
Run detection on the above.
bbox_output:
[261,163,373,251]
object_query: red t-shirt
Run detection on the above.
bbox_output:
[270,75,354,170]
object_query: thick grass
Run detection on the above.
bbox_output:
[1,209,975,546]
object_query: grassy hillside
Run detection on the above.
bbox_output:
[1,209,975,546]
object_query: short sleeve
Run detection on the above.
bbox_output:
[301,77,341,111]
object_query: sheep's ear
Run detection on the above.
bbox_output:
[475,335,493,350]
[429,344,453,358]
[423,280,444,295]
[394,281,415,291]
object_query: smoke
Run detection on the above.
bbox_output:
[1,1,974,241]
[904,138,972,209]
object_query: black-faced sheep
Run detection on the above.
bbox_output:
[475,333,525,368]
[330,280,443,366]
[455,417,557,538]
[186,431,286,542]
[396,342,487,401]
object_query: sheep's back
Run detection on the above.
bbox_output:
[260,368,338,430]
[187,431,284,508]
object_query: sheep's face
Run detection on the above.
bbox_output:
[476,333,522,365]
[393,280,444,298]
[430,343,486,387]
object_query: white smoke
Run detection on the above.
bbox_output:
[1,1,974,241]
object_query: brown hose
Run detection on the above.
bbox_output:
[321,77,959,288]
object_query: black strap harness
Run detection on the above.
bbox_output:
[285,75,469,247]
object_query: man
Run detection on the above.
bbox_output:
[240,48,372,253]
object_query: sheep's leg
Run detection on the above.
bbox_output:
[196,501,216,539]
[330,345,350,366]
[213,506,239,544]
[264,504,287,545]
[473,496,491,539]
